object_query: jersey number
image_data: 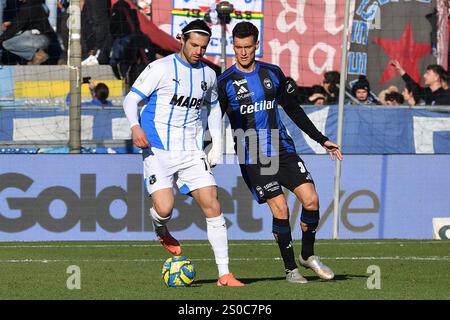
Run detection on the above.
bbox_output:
[298,162,306,173]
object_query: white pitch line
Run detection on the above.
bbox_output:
[0,257,280,263]
[0,256,449,263]
[0,243,253,249]
[330,256,450,261]
[0,240,448,249]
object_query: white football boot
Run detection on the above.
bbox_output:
[285,268,308,284]
[299,255,335,280]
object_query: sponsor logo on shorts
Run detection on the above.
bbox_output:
[149,174,157,185]
[264,181,280,193]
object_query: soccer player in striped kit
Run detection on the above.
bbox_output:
[123,19,243,287]
[218,21,343,284]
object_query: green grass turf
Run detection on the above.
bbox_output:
[0,240,448,300]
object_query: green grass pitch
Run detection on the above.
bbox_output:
[0,240,449,300]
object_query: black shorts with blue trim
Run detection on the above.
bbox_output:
[239,152,314,204]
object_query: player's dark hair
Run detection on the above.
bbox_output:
[232,21,259,42]
[180,19,212,39]
[94,83,109,104]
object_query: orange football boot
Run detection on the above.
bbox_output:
[216,273,245,287]
[159,232,182,256]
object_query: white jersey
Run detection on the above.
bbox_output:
[131,53,218,151]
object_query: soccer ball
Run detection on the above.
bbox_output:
[162,255,196,287]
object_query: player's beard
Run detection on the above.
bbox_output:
[182,47,201,65]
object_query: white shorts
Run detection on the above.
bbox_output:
[143,148,217,195]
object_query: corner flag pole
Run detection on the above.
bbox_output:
[332,0,351,240]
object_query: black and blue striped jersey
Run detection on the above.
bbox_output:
[218,61,328,164]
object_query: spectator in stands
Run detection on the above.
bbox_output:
[0,0,6,59]
[402,84,421,106]
[441,70,449,90]
[384,91,405,106]
[307,85,327,105]
[136,0,152,17]
[109,0,163,90]
[0,0,55,65]
[378,85,399,105]
[350,75,379,105]
[66,78,112,107]
[87,80,112,106]
[322,71,340,105]
[110,0,143,79]
[0,0,5,35]
[391,59,450,106]
[56,0,69,64]
[81,0,112,66]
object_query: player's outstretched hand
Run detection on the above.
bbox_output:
[323,140,343,161]
[207,143,222,168]
[131,125,150,148]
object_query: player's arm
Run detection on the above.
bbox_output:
[278,76,342,160]
[278,76,328,144]
[123,63,162,148]
[217,78,230,117]
[205,78,222,167]
[207,102,222,167]
[123,91,150,148]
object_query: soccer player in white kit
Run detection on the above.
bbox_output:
[123,20,244,287]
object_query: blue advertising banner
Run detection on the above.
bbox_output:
[0,154,449,241]
[1,106,449,154]
[279,106,450,154]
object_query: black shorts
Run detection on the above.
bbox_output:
[239,152,314,204]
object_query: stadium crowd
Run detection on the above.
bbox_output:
[294,63,450,107]
[0,0,161,87]
[0,0,449,106]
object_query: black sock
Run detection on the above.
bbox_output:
[272,217,297,272]
[301,221,318,261]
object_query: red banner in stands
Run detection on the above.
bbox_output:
[150,0,346,86]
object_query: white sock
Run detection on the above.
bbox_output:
[206,214,230,277]
[150,207,171,238]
